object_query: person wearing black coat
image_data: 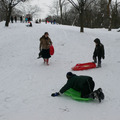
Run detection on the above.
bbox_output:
[20,16,23,23]
[11,16,13,23]
[14,16,17,22]
[93,38,105,67]
[26,22,32,27]
[51,72,95,98]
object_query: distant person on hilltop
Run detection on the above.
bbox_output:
[45,18,48,24]
[39,19,41,23]
[51,20,53,24]
[53,19,56,24]
[93,38,105,67]
[28,17,31,22]
[11,16,13,23]
[23,16,25,23]
[37,32,52,65]
[14,16,17,23]
[35,19,39,23]
[25,17,28,23]
[20,16,23,23]
[26,21,32,27]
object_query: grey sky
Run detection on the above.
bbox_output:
[32,0,53,18]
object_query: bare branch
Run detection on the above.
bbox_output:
[85,0,96,10]
[68,0,79,11]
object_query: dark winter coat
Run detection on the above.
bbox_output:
[93,43,105,59]
[60,75,95,97]
[29,22,32,27]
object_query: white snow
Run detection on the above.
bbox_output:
[0,21,120,120]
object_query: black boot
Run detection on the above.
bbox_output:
[97,59,101,68]
[89,92,95,99]
[97,63,101,68]
[93,88,105,102]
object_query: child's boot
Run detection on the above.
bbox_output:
[46,59,49,65]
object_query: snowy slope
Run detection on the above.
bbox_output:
[0,21,120,120]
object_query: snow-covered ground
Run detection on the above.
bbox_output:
[0,21,120,120]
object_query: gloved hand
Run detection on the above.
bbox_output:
[51,92,60,97]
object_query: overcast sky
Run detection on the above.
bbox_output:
[32,0,53,19]
[31,0,120,19]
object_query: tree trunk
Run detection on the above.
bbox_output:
[5,5,12,27]
[59,0,63,24]
[5,15,10,27]
[60,6,63,24]
[108,15,112,31]
[79,2,84,33]
[80,12,84,32]
[107,0,112,31]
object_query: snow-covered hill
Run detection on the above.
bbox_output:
[0,22,120,120]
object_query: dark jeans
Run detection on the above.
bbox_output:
[94,56,101,66]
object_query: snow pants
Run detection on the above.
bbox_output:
[81,78,95,98]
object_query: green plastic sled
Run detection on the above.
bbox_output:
[64,88,93,101]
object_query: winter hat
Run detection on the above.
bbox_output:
[94,38,100,44]
[66,72,73,78]
[44,32,49,35]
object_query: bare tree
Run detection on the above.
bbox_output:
[68,0,95,32]
[112,0,120,28]
[48,0,120,29]
[18,4,41,17]
[0,2,6,21]
[49,0,69,24]
[107,0,112,31]
[59,0,66,24]
[91,0,108,28]
[54,0,59,16]
[49,0,60,16]
[0,0,28,27]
